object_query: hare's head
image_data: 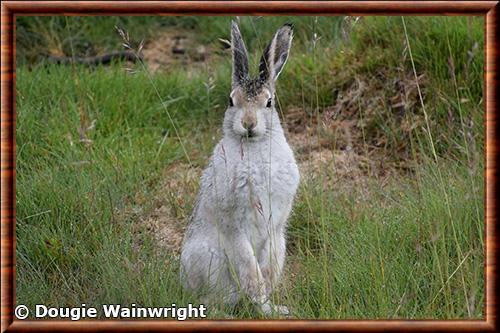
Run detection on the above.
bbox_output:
[224,21,293,141]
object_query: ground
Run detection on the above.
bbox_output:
[15,16,484,319]
[132,28,420,255]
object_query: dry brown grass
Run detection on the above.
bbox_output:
[141,29,215,73]
[126,24,431,256]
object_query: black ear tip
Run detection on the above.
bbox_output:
[284,22,294,30]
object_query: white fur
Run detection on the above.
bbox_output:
[180,23,299,316]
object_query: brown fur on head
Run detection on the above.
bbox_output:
[226,21,294,140]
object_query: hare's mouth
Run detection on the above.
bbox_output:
[239,131,261,143]
[237,129,257,139]
[244,130,263,141]
[246,130,256,138]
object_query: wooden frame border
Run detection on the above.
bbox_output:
[1,1,498,332]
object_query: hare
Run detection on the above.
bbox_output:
[180,21,299,316]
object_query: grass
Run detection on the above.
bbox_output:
[286,160,483,318]
[15,16,484,319]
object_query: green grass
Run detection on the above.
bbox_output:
[15,16,484,319]
[286,160,483,318]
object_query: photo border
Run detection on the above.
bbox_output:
[1,1,498,332]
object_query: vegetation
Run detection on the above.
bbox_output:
[15,16,484,319]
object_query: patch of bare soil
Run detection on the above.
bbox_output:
[131,61,424,254]
[139,163,202,254]
[284,70,425,197]
[288,134,382,201]
[141,29,213,73]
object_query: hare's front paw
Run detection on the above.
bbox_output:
[260,301,290,317]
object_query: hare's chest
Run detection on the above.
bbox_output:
[230,159,299,221]
[231,159,298,193]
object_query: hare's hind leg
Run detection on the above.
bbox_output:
[181,241,231,297]
[181,233,244,310]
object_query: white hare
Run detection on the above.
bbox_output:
[180,21,299,316]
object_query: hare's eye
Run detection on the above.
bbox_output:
[266,98,272,108]
[229,97,234,107]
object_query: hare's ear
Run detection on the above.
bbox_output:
[231,20,249,88]
[259,23,294,84]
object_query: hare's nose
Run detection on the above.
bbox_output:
[242,120,256,131]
